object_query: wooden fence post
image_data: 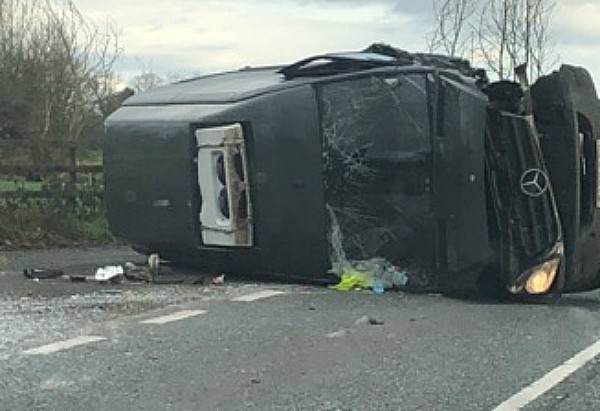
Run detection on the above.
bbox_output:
[0,139,103,205]
[68,144,77,208]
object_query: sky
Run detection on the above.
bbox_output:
[73,0,600,87]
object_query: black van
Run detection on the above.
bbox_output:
[104,45,600,296]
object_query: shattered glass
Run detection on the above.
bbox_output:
[319,74,433,284]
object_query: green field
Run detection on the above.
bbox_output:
[0,179,43,191]
[0,153,110,248]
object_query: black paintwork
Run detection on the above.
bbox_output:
[105,47,597,294]
[106,85,329,277]
[533,65,600,292]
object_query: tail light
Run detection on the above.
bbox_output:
[195,124,253,247]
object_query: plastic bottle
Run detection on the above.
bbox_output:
[372,279,385,294]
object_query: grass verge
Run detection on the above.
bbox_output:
[0,206,115,249]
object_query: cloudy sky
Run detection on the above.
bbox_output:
[74,0,600,87]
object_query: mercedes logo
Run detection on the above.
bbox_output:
[520,168,549,197]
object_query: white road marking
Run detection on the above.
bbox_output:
[231,290,285,302]
[326,329,348,339]
[22,336,107,356]
[493,339,600,410]
[140,309,207,325]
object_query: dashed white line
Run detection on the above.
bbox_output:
[140,309,207,325]
[231,290,285,302]
[22,335,107,356]
[493,339,600,410]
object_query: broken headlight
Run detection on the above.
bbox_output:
[524,258,561,295]
[508,243,563,295]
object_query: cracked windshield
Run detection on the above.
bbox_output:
[2,0,600,410]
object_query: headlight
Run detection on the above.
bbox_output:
[524,258,561,294]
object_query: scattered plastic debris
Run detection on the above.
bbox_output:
[329,272,371,291]
[68,275,87,282]
[355,315,384,326]
[372,279,385,294]
[327,201,412,292]
[23,269,64,280]
[21,252,219,290]
[94,266,124,283]
[357,258,408,289]
[329,258,409,292]
[211,274,225,286]
[123,262,152,282]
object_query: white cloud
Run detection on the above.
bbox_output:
[73,0,599,87]
[552,1,600,85]
[73,0,429,82]
[554,1,600,37]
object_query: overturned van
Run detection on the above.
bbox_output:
[104,44,600,296]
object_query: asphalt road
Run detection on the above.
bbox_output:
[2,247,600,410]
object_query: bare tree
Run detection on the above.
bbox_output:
[130,72,167,93]
[429,0,556,80]
[0,0,121,145]
[428,0,478,57]
[478,0,556,80]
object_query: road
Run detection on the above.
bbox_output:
[1,247,600,410]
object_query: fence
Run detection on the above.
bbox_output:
[0,139,103,208]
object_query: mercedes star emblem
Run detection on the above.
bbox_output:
[520,168,549,197]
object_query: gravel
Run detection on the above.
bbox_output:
[0,246,292,359]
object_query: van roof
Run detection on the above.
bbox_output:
[123,46,484,106]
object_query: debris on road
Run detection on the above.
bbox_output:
[329,272,371,291]
[211,274,225,286]
[94,265,124,283]
[23,268,64,280]
[123,262,153,282]
[148,253,161,279]
[68,275,87,282]
[355,315,384,326]
[372,279,385,295]
[20,254,204,290]
[329,258,409,292]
